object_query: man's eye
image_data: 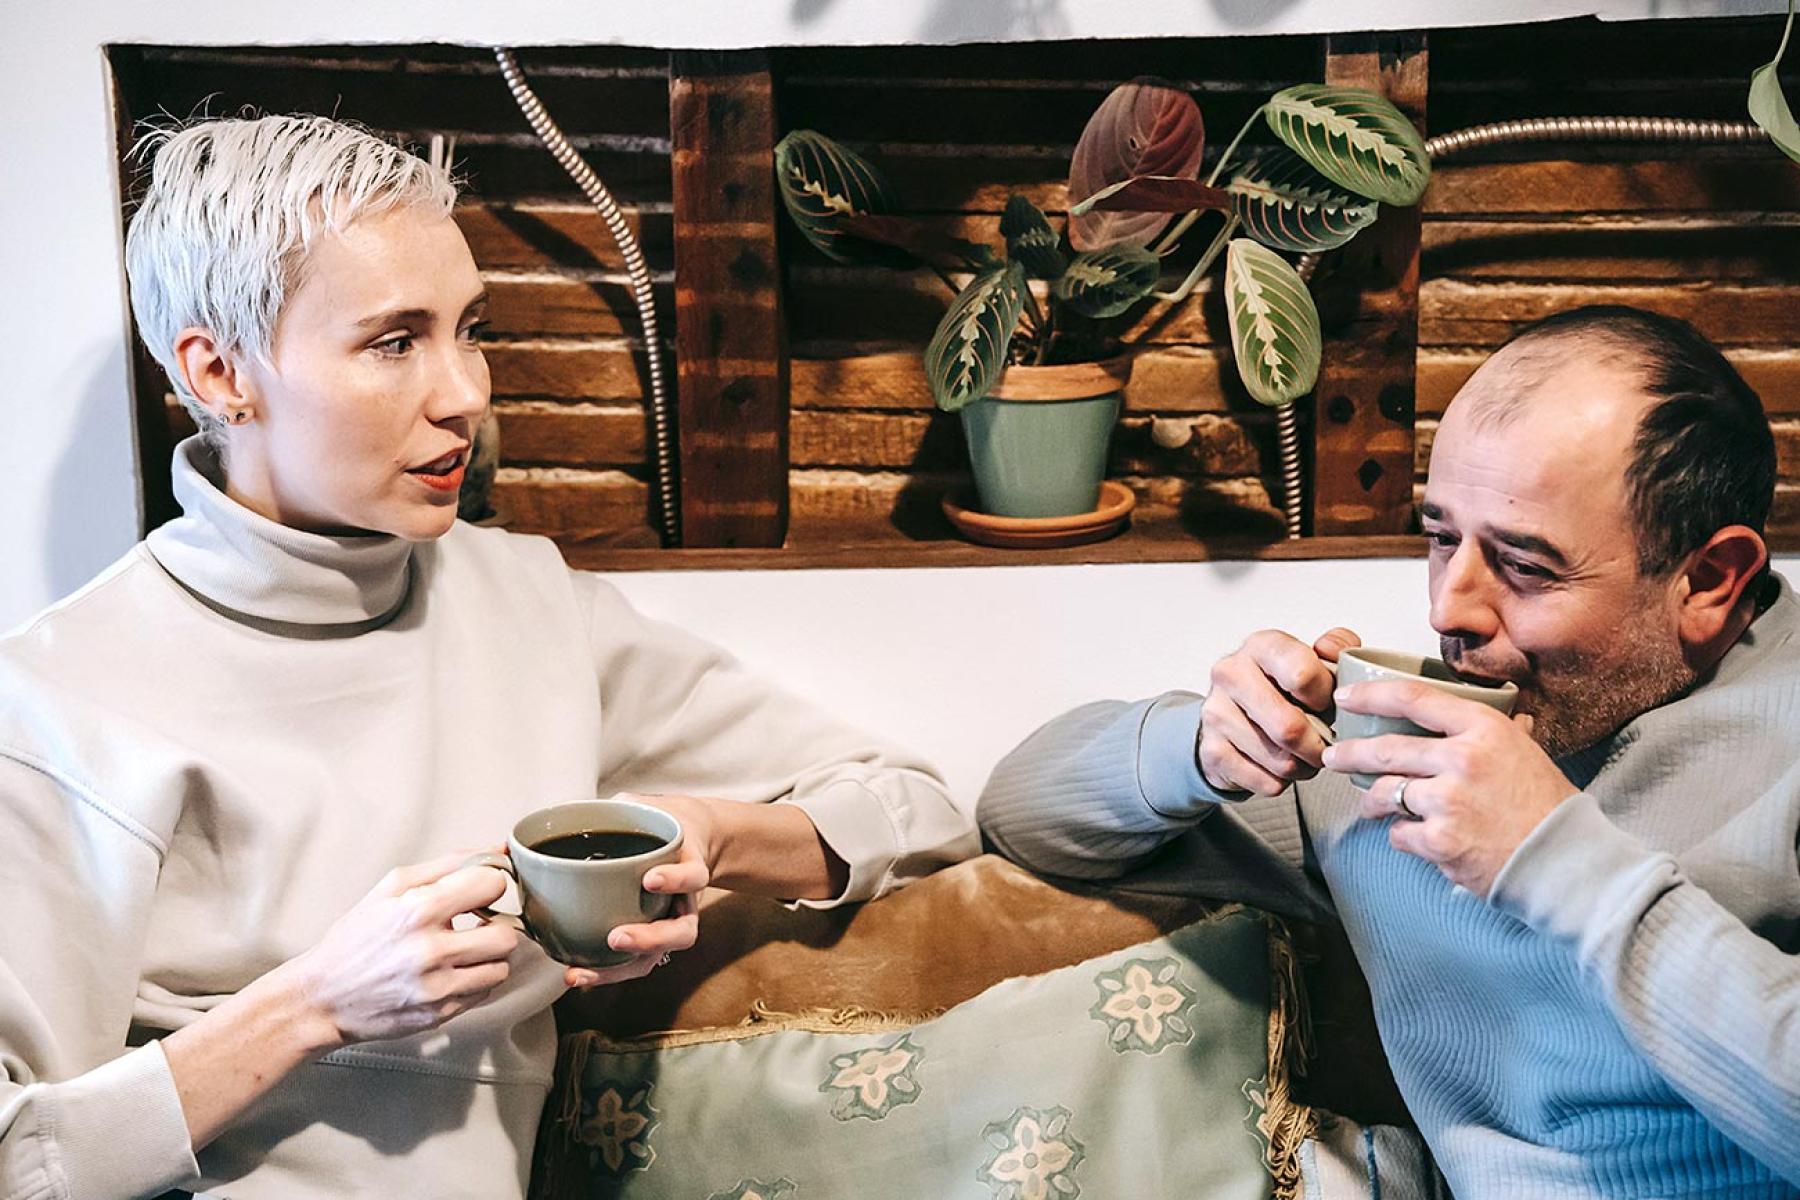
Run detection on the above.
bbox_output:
[373,334,413,357]
[459,320,491,344]
[1424,530,1458,549]
[1501,557,1551,579]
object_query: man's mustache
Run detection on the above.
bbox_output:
[1439,640,1522,688]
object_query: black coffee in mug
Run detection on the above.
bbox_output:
[530,830,668,861]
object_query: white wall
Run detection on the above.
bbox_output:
[604,553,1800,809]
[602,558,1431,807]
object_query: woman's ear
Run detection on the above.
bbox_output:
[173,326,254,424]
[1675,525,1768,658]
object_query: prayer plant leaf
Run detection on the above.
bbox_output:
[923,262,1028,412]
[1068,79,1206,251]
[1228,144,1380,252]
[1053,244,1161,319]
[1749,0,1800,164]
[1264,84,1430,207]
[1001,194,1067,280]
[774,129,912,267]
[1224,238,1322,407]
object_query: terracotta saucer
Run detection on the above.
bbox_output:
[941,480,1136,549]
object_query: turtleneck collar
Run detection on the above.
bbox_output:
[145,436,416,629]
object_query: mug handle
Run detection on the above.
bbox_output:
[459,852,526,933]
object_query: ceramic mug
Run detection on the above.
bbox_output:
[465,799,683,968]
[1302,647,1520,790]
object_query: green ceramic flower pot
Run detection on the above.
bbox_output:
[958,357,1132,519]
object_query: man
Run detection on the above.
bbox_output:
[979,306,1800,1198]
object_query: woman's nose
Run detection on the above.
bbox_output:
[429,340,490,422]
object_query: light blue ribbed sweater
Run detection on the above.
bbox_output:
[978,579,1800,1199]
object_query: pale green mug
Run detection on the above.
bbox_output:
[466,799,683,968]
[1303,647,1520,790]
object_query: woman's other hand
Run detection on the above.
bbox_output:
[274,849,520,1048]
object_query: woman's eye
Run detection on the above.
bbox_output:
[460,320,491,344]
[373,334,413,357]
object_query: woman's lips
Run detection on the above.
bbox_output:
[408,463,465,493]
[406,450,467,494]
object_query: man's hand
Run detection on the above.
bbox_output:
[1198,627,1361,795]
[1321,679,1579,896]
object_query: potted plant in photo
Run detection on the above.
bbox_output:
[774,76,1430,537]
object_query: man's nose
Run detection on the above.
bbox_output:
[1429,540,1501,641]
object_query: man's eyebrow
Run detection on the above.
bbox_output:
[1419,501,1571,567]
[353,293,488,331]
[1490,527,1573,568]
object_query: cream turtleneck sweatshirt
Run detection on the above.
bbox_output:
[0,437,975,1200]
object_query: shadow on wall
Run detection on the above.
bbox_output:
[788,0,1074,39]
[1206,0,1307,30]
[787,0,1311,36]
[44,357,142,606]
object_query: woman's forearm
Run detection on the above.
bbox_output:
[159,967,338,1151]
[707,800,849,900]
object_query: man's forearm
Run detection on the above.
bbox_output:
[1489,795,1800,1183]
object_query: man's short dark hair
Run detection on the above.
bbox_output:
[1507,305,1775,579]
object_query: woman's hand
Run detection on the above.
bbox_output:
[273,849,521,1047]
[165,849,521,1151]
[563,795,713,989]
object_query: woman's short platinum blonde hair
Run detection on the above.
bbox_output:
[124,114,459,443]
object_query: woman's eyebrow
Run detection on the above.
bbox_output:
[353,306,435,330]
[352,293,487,330]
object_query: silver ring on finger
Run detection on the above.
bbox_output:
[1393,778,1421,821]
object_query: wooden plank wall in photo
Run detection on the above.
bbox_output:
[112,17,1800,556]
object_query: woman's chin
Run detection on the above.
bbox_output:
[402,505,461,541]
[360,500,460,542]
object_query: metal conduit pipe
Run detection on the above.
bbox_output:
[494,48,681,547]
[1275,115,1771,540]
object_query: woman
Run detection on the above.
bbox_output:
[0,114,975,1199]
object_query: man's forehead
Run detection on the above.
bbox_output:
[1457,334,1652,420]
[1425,344,1645,545]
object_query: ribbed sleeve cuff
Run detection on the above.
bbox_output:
[49,1042,199,1200]
[1487,792,1678,967]
[780,781,900,909]
[1139,693,1235,819]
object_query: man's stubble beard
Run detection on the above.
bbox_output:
[1443,605,1695,761]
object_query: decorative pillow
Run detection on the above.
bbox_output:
[533,856,1435,1200]
[541,908,1289,1200]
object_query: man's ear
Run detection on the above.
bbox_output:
[1675,525,1768,658]
[173,326,254,422]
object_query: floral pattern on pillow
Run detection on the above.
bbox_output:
[1090,957,1197,1054]
[820,1033,925,1121]
[575,1079,658,1177]
[977,1104,1086,1199]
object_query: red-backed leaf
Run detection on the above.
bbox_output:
[1068,78,1205,252]
[1071,175,1231,217]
